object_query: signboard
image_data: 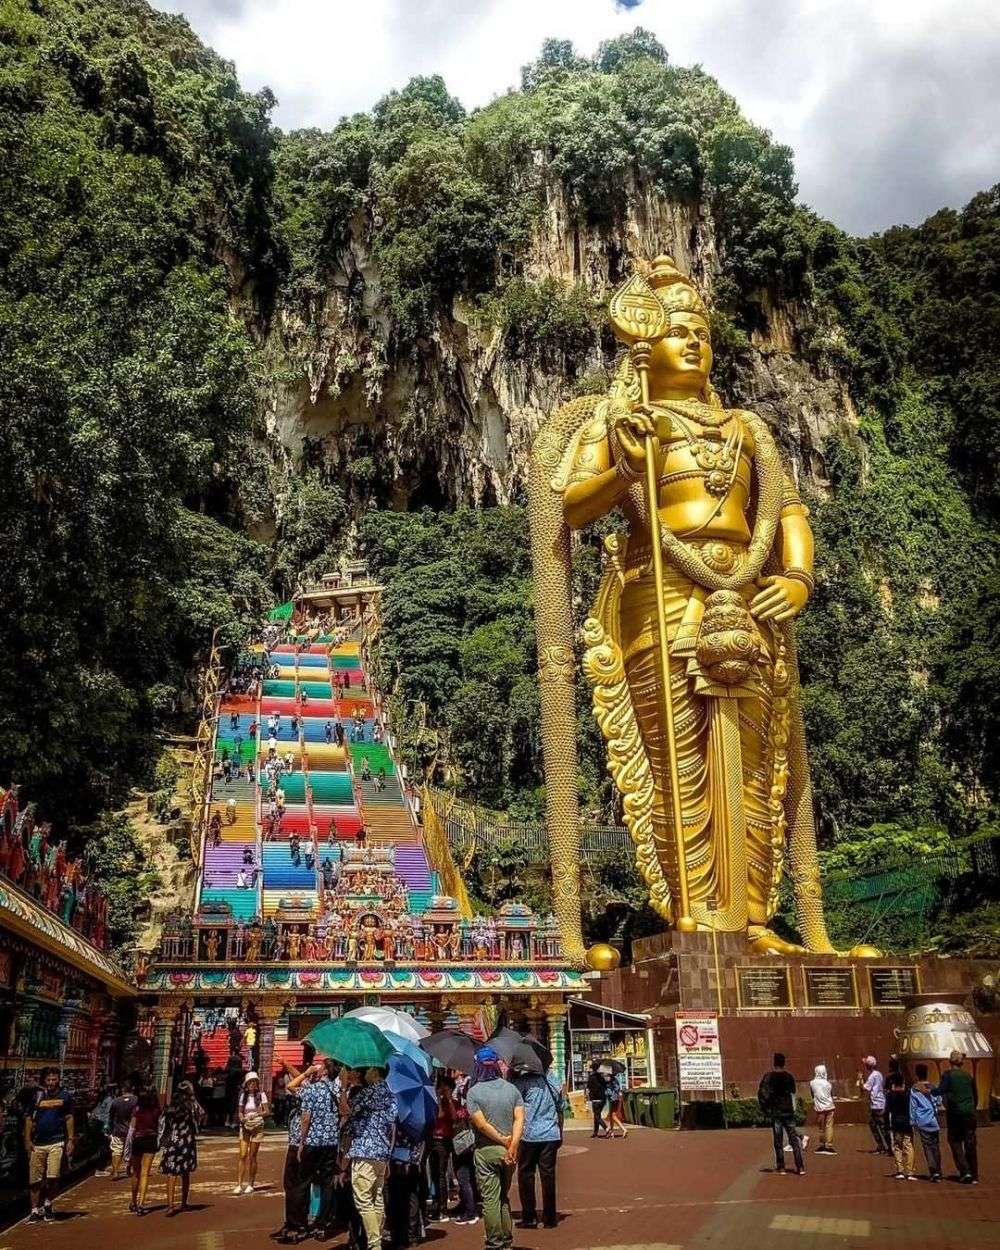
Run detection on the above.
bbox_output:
[869,966,919,1007]
[803,966,858,1009]
[736,965,793,1010]
[674,1011,723,1091]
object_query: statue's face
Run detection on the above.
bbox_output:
[651,312,713,393]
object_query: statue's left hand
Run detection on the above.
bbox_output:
[750,575,809,623]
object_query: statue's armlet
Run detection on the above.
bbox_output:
[554,404,611,491]
[780,470,810,520]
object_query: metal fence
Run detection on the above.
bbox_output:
[426,787,631,861]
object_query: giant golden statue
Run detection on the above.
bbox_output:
[530,255,873,963]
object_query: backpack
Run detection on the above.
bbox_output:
[757,1073,773,1115]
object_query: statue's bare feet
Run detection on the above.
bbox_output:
[747,926,807,956]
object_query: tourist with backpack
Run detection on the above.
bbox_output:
[758,1053,804,1175]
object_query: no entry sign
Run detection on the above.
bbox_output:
[674,1010,723,1091]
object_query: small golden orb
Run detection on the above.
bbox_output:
[847,944,883,960]
[585,943,621,972]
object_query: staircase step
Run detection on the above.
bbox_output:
[200,887,258,921]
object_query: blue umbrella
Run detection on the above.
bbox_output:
[388,1052,437,1140]
[384,1030,433,1076]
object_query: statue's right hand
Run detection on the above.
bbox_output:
[613,405,657,477]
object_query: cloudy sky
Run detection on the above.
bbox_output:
[158,0,1000,235]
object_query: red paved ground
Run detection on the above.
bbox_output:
[4,1123,997,1250]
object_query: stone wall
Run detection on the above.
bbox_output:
[588,932,1000,1116]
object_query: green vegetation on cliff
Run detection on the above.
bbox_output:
[0,0,277,820]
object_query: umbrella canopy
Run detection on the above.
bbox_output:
[485,1026,521,1063]
[420,1028,478,1075]
[384,1030,433,1076]
[508,1042,544,1076]
[343,1005,429,1043]
[520,1034,554,1070]
[305,1017,394,1070]
[598,1058,626,1075]
[387,1052,438,1139]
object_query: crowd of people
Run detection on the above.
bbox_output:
[269,1043,565,1249]
[0,785,110,948]
[756,1049,982,1183]
[24,1041,567,1247]
[17,1041,988,1234]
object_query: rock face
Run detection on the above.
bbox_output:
[267,175,853,507]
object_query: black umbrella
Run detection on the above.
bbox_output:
[419,1029,478,1075]
[598,1058,626,1075]
[484,1026,522,1063]
[509,1042,545,1076]
[520,1034,554,1070]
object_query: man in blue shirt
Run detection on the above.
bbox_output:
[26,1068,74,1224]
[297,1059,342,1237]
[341,1068,398,1250]
[509,1066,563,1229]
[908,1063,943,1181]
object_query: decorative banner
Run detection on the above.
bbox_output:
[674,1010,723,1091]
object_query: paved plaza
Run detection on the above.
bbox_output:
[3,1123,996,1250]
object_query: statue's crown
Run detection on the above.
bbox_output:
[644,254,707,317]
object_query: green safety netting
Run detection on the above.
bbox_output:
[269,601,294,622]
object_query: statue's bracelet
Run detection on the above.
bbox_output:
[615,455,642,484]
[783,568,815,593]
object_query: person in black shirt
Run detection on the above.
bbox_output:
[758,1053,803,1174]
[585,1065,608,1139]
[886,1071,915,1179]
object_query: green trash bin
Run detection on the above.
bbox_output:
[632,1089,656,1127]
[622,1090,637,1124]
[630,1087,676,1130]
[628,1087,676,1129]
[650,1088,676,1130]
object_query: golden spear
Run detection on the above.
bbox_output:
[609,274,696,933]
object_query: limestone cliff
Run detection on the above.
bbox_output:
[266,174,853,507]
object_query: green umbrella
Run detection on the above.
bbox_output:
[269,600,295,622]
[305,1016,394,1069]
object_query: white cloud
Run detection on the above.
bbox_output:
[157,0,1000,234]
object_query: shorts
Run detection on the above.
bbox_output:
[131,1134,159,1159]
[241,1125,264,1144]
[29,1142,64,1184]
[110,1135,126,1157]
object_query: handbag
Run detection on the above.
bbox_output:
[452,1126,475,1156]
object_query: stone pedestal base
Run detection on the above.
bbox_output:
[589,931,1000,1109]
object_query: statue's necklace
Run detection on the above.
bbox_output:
[654,402,742,500]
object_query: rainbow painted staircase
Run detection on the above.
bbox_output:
[197,634,435,925]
